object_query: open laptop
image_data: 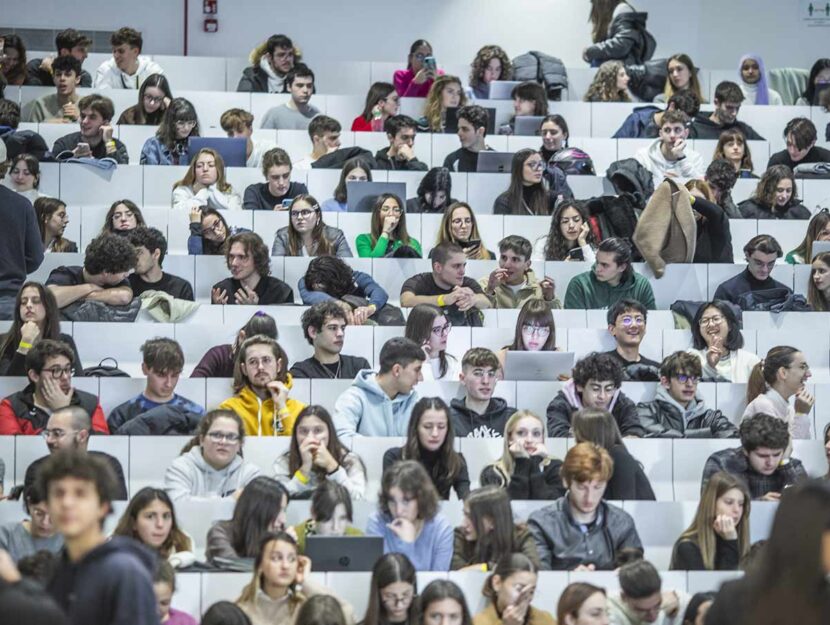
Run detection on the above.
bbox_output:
[346,181,407,212]
[502,351,575,381]
[188,137,247,167]
[304,536,384,571]
[488,80,523,100]
[476,151,514,173]
[514,116,546,137]
[811,240,830,259]
[444,106,496,135]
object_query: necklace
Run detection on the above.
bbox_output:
[320,357,341,379]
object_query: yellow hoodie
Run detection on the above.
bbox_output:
[219,374,304,436]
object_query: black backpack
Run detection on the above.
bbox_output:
[83,357,130,377]
[511,51,568,100]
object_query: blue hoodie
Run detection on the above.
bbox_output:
[333,370,420,437]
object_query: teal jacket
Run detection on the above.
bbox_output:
[564,269,656,310]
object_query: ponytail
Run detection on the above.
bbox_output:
[745,361,767,404]
[745,346,800,404]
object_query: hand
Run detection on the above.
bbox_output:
[234,285,259,305]
[581,47,590,63]
[508,439,528,459]
[452,286,476,312]
[19,321,40,346]
[295,555,312,585]
[577,222,590,247]
[421,341,433,359]
[540,276,556,302]
[502,603,529,625]
[102,124,114,143]
[669,137,687,159]
[273,202,289,211]
[761,491,781,502]
[387,518,418,543]
[298,436,317,474]
[39,56,54,73]
[661,591,680,618]
[381,214,399,235]
[0,550,21,584]
[573,563,596,572]
[795,387,814,414]
[396,144,415,161]
[351,305,374,325]
[486,268,509,293]
[266,380,289,409]
[712,514,738,541]
[211,288,229,305]
[232,487,244,500]
[412,68,430,85]
[706,336,725,369]
[189,206,202,223]
[41,375,72,411]
[62,102,79,121]
[163,96,172,109]
[73,143,92,158]
[284,525,298,542]
[312,443,339,473]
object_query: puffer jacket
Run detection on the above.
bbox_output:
[737,198,811,220]
[114,404,204,436]
[636,386,738,438]
[584,10,655,66]
[546,379,645,438]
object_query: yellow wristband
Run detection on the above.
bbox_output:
[480,563,488,572]
[437,294,446,307]
[18,341,33,350]
[294,470,310,484]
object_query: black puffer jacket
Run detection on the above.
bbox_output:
[114,404,203,436]
[236,65,269,92]
[584,11,655,66]
[738,198,811,220]
[626,59,669,103]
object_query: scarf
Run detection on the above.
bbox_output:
[259,55,285,94]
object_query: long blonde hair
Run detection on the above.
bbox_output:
[435,202,491,260]
[423,76,467,132]
[173,147,233,193]
[492,410,552,484]
[237,532,307,608]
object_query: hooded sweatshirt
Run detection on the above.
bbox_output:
[546,379,644,438]
[164,446,262,502]
[563,268,656,311]
[449,396,515,438]
[218,375,304,437]
[333,370,420,437]
[637,385,737,438]
[634,139,705,186]
[93,55,164,90]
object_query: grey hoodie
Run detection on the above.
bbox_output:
[333,370,420,437]
[164,446,262,502]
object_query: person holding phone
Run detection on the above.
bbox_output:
[243,148,308,211]
[51,94,129,163]
[394,39,443,98]
[436,202,494,260]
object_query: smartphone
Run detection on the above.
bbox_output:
[77,142,91,154]
[423,56,437,72]
[281,199,293,208]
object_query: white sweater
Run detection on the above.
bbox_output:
[94,56,164,89]
[742,387,812,440]
[687,347,760,383]
[634,139,705,186]
[739,81,783,106]
[172,184,243,211]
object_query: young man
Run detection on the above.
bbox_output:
[637,351,737,438]
[107,338,204,434]
[480,235,560,308]
[694,81,765,140]
[705,159,742,219]
[128,227,194,300]
[712,235,790,308]
[608,560,687,625]
[237,33,297,93]
[40,451,159,625]
[0,340,108,435]
[93,26,164,89]
[449,348,516,437]
[604,299,660,381]
[220,108,276,169]
[25,56,81,124]
[292,115,342,169]
[634,109,705,185]
[333,337,425,437]
[528,443,642,570]
[374,115,428,171]
[767,117,830,169]
[211,232,293,305]
[400,241,491,326]
[26,28,93,88]
[289,301,371,379]
[46,233,135,310]
[701,412,807,500]
[564,237,656,311]
[442,105,493,172]
[260,64,320,130]
[0,98,50,161]
[546,351,644,438]
[51,94,129,163]
[613,90,701,139]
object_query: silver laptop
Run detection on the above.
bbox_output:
[476,151,515,173]
[346,181,407,213]
[304,536,384,571]
[488,80,523,100]
[513,116,546,136]
[502,351,575,381]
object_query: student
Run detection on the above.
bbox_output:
[497,298,560,373]
[153,561,198,625]
[705,158,742,218]
[767,117,830,169]
[538,114,571,163]
[694,81,764,140]
[420,76,466,133]
[211,232,294,305]
[164,409,262,502]
[400,242,490,326]
[493,149,556,216]
[563,237,656,310]
[260,64,320,130]
[292,115,342,169]
[712,235,791,308]
[808,251,830,310]
[655,54,704,103]
[419,580,473,625]
[51,94,129,163]
[713,128,756,178]
[743,346,814,440]
[604,299,660,381]
[220,108,276,169]
[101,199,145,235]
[473,553,555,625]
[26,28,93,88]
[351,81,399,131]
[172,148,242,211]
[556,583,609,625]
[407,166,455,214]
[320,157,372,212]
[546,351,644,438]
[298,256,389,322]
[450,347,516,438]
[405,305,459,380]
[499,82,549,134]
[395,39,441,98]
[468,45,512,99]
[117,73,172,125]
[0,34,32,86]
[94,27,163,89]
[637,351,737,438]
[528,443,642,570]
[367,460,453,571]
[128,227,194,300]
[738,164,810,219]
[584,0,652,66]
[436,201,494,260]
[607,560,688,625]
[237,34,298,93]
[795,58,830,105]
[0,481,63,562]
[356,193,422,257]
[376,115,428,170]
[140,98,200,166]
[291,481,363,552]
[738,54,782,105]
[687,300,761,382]
[187,207,248,256]
[680,593,714,625]
[8,154,44,203]
[0,99,50,164]
[192,311,276,379]
[25,56,81,123]
[701,413,807,500]
[536,200,597,262]
[242,147,308,210]
[443,105,493,172]
[290,301,371,379]
[218,335,305,436]
[334,337,425,437]
[633,109,704,185]
[481,410,566,500]
[107,337,204,434]
[361,553,418,625]
[383,397,470,500]
[787,209,830,264]
[583,61,631,103]
[34,198,76,253]
[271,195,352,257]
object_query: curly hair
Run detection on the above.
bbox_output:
[544,200,596,260]
[423,75,466,132]
[583,61,630,103]
[739,412,790,452]
[300,301,348,345]
[84,233,137,275]
[303,256,355,299]
[225,231,271,279]
[572,352,623,388]
[378,460,439,521]
[469,45,512,91]
[752,164,798,211]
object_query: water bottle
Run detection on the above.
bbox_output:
[371,108,383,132]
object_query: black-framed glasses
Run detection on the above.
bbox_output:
[42,365,74,379]
[206,431,241,443]
[291,208,318,220]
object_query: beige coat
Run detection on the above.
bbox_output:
[633,179,696,278]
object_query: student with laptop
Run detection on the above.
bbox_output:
[442,105,493,172]
[449,348,516,438]
[171,148,243,211]
[497,298,561,374]
[139,98,200,166]
[220,108,277,169]
[260,64,321,130]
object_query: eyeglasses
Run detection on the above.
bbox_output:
[42,428,77,440]
[201,220,223,236]
[291,208,317,220]
[525,160,545,171]
[431,322,452,336]
[245,356,274,369]
[143,94,165,104]
[380,205,403,215]
[675,374,699,384]
[620,315,645,326]
[413,53,427,61]
[42,365,74,379]
[206,431,241,443]
[698,315,724,326]
[381,591,413,607]
[522,324,551,337]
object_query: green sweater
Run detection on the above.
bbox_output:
[564,269,656,310]
[355,233,422,258]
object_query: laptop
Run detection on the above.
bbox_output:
[514,116,546,137]
[188,137,247,167]
[346,181,407,213]
[488,80,523,100]
[444,106,497,135]
[304,536,384,571]
[502,351,575,381]
[811,240,830,259]
[476,151,515,173]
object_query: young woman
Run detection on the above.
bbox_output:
[808,251,830,310]
[356,193,422,257]
[101,199,146,235]
[452,486,539,571]
[539,114,570,163]
[418,580,473,625]
[787,210,830,264]
[118,73,173,125]
[291,482,363,553]
[34,197,77,253]
[296,596,348,625]
[498,298,559,373]
[361,553,418,625]
[687,301,761,382]
[271,195,352,257]
[480,410,566,500]
[8,154,43,202]
[655,53,704,103]
[366,460,453,571]
[394,39,441,98]
[321,157,373,212]
[795,58,830,106]
[681,593,715,625]
[187,207,250,255]
[556,582,609,625]
[436,202,494,260]
[670,472,750,571]
[206,477,290,570]
[153,561,198,625]
[113,487,195,569]
[738,54,782,106]
[0,34,29,86]
[273,405,366,499]
[713,128,756,178]
[738,164,810,219]
[243,147,309,211]
[192,311,277,377]
[172,148,242,211]
[164,409,262,502]
[473,553,555,625]
[468,45,512,100]
[352,82,400,132]
[584,0,651,66]
[406,167,454,214]
[419,75,466,133]
[299,255,390,315]
[0,281,81,376]
[493,149,554,216]
[140,98,201,166]
[744,346,814,440]
[0,483,63,562]
[583,61,630,102]
[383,397,470,500]
[498,82,549,135]
[537,200,597,262]
[404,306,461,382]
[201,602,253,625]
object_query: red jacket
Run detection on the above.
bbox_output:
[351,115,373,132]
[0,384,109,435]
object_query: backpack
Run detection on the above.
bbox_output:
[83,357,130,377]
[511,51,568,101]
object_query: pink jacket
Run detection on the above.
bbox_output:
[393,68,443,97]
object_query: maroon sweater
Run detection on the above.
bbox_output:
[190,344,234,378]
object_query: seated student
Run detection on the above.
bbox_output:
[218,335,305,436]
[786,209,830,264]
[320,157,372,212]
[499,81,549,134]
[654,54,705,104]
[418,76,466,133]
[743,346,814,440]
[128,227,194,300]
[583,61,631,103]
[107,338,204,434]
[738,54,783,105]
[26,28,93,88]
[290,302,371,379]
[564,237,656,310]
[273,405,366,499]
[536,114,573,163]
[557,583,610,625]
[395,39,442,98]
[547,351,644,438]
[172,148,242,211]
[0,481,63,562]
[352,81,399,131]
[481,410,566,501]
[152,562,198,625]
[450,348,515,438]
[613,89,701,140]
[633,109,704,185]
[738,165,810,220]
[482,236,558,308]
[220,108,276,169]
[260,64,320,130]
[0,99,50,162]
[24,56,82,123]
[604,299,660,381]
[406,305,460,380]
[271,195,352,257]
[443,105,493,172]
[139,98,200,166]
[607,560,689,625]
[356,193,422,258]
[702,412,807,500]
[694,81,764,140]
[809,251,830,311]
[536,200,597,262]
[187,207,249,256]
[94,27,163,89]
[767,117,830,169]
[237,34,298,93]
[243,147,308,211]
[705,158,743,219]
[473,554,555,625]
[291,115,343,169]
[493,149,556,216]
[406,166,455,214]
[687,300,761,383]
[375,115,428,171]
[333,337,425,437]
[497,298,560,372]
[437,201,494,260]
[51,94,129,163]
[101,199,145,236]
[795,58,830,105]
[291,482,364,552]
[468,45,512,100]
[298,256,389,322]
[712,235,791,308]
[367,460,453,571]
[362,553,419,625]
[9,154,45,203]
[637,351,737,438]
[211,232,294,305]
[117,73,172,125]
[528,443,642,570]
[35,198,76,253]
[192,311,277,379]
[684,179,735,264]
[713,128,757,179]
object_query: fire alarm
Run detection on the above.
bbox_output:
[203,18,218,33]
[203,0,217,14]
